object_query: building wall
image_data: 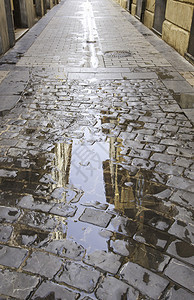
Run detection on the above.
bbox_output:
[124,0,194,59]
[35,0,47,17]
[0,0,60,57]
[162,0,193,56]
[18,0,36,28]
[144,0,155,29]
[0,1,10,55]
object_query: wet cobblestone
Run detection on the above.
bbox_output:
[0,0,194,298]
[23,251,63,279]
[32,280,79,299]
[0,78,193,298]
[0,269,40,299]
[120,261,169,299]
[55,261,101,293]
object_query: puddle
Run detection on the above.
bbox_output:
[157,71,174,80]
[69,139,109,202]
[66,220,110,254]
[104,51,131,58]
[0,77,184,282]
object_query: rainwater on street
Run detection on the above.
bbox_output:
[0,0,194,299]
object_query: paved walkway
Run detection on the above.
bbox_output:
[0,0,194,299]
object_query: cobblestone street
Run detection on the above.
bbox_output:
[0,0,194,299]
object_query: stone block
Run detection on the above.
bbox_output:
[150,153,174,164]
[162,79,194,93]
[0,69,29,96]
[84,250,122,274]
[42,239,85,260]
[0,245,28,268]
[96,276,130,300]
[144,10,154,29]
[170,190,194,209]
[0,225,13,242]
[0,269,39,299]
[167,240,194,266]
[164,259,194,292]
[32,281,79,299]
[0,95,21,112]
[167,175,194,192]
[145,0,155,12]
[131,3,136,15]
[137,209,173,231]
[55,261,100,292]
[164,286,194,300]
[162,20,190,56]
[168,219,194,244]
[23,251,63,279]
[121,0,127,9]
[120,262,169,298]
[0,206,21,223]
[165,0,193,31]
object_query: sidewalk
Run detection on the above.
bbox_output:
[0,0,194,299]
[0,0,194,117]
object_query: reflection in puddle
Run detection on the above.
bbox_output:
[46,132,175,255]
[66,220,110,253]
[51,133,172,221]
[70,139,109,202]
[52,138,110,203]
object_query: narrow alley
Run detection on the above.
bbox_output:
[0,0,194,299]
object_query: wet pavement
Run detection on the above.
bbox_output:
[0,0,194,299]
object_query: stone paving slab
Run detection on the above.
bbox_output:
[84,250,122,274]
[95,276,130,300]
[166,240,194,266]
[55,261,101,293]
[164,258,194,292]
[0,95,22,113]
[0,245,28,269]
[41,239,85,260]
[120,261,169,299]
[0,206,21,223]
[0,71,9,84]
[22,251,63,279]
[0,269,40,299]
[0,69,29,113]
[164,286,194,300]
[0,225,13,242]
[31,280,79,299]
